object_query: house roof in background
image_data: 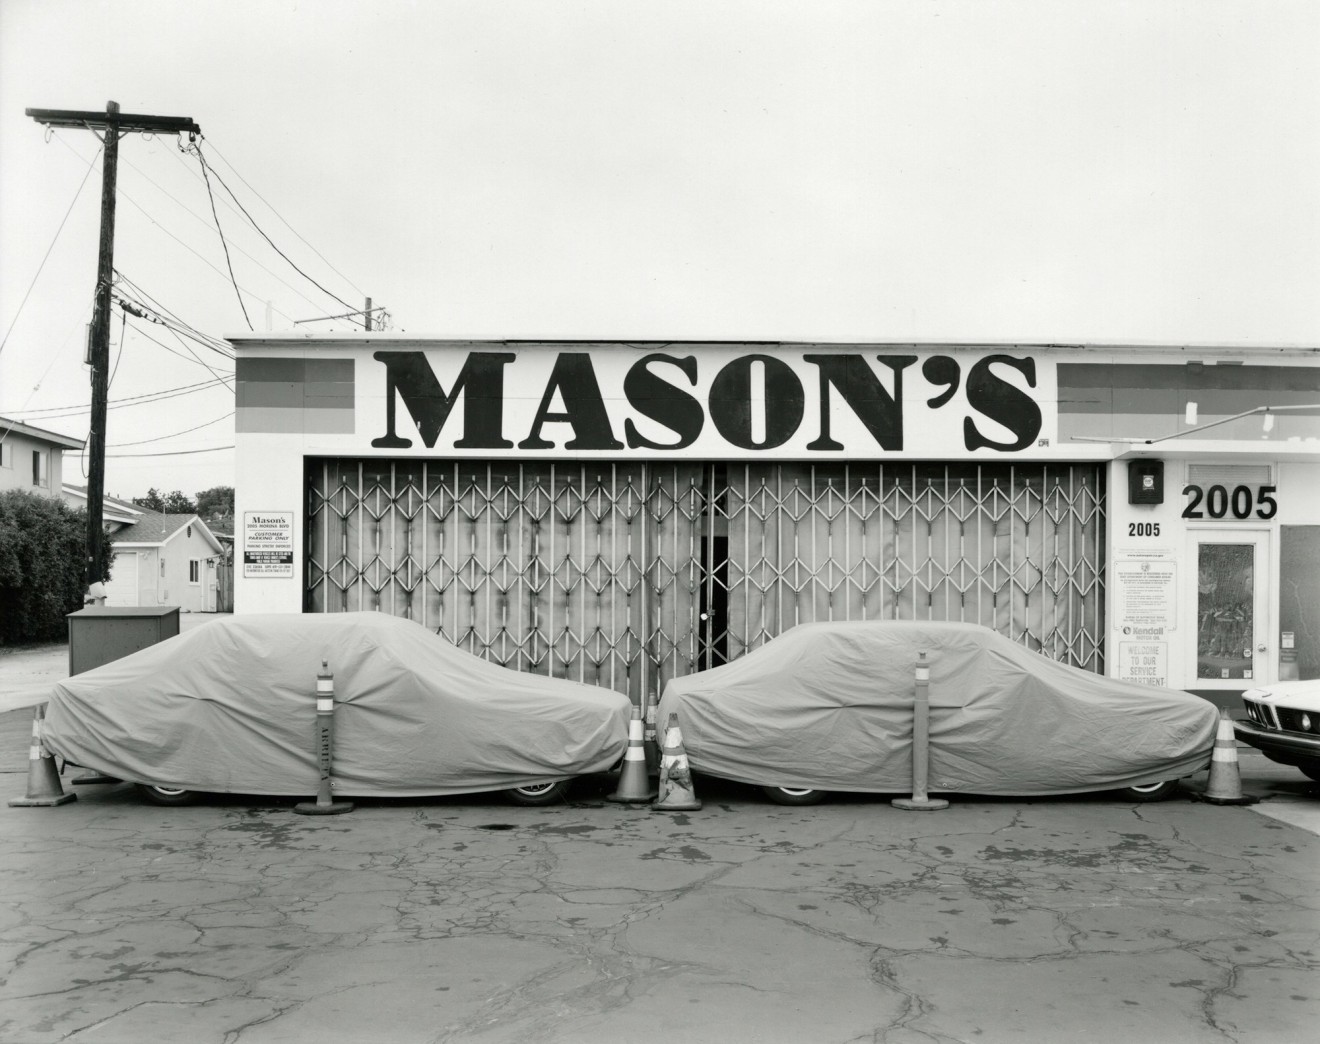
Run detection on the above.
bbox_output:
[111,513,223,552]
[0,416,85,450]
[63,484,144,525]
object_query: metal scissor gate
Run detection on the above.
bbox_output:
[306,460,1105,701]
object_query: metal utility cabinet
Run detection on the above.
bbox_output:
[67,606,180,676]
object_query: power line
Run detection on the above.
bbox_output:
[107,411,234,447]
[0,377,231,419]
[91,135,351,317]
[105,444,233,459]
[113,289,233,357]
[202,136,366,298]
[0,141,102,358]
[112,188,293,323]
[192,142,253,330]
[114,272,234,352]
[190,138,357,315]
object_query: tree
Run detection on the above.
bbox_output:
[0,490,114,644]
[134,488,165,512]
[195,485,234,522]
[162,490,196,514]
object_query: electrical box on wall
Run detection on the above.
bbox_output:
[1128,460,1164,505]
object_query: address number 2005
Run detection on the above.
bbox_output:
[1182,484,1278,520]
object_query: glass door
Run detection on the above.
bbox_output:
[1189,530,1270,688]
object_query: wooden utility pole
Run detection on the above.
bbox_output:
[27,103,201,587]
[364,296,373,331]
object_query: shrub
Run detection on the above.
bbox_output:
[0,490,113,645]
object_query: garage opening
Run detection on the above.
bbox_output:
[306,460,1105,699]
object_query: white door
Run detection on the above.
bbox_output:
[1187,529,1271,689]
[104,552,139,606]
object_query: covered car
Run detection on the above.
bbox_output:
[42,612,631,803]
[658,621,1218,801]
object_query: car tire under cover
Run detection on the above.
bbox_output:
[136,783,201,807]
[1115,779,1179,802]
[1298,764,1320,784]
[761,785,827,806]
[504,780,572,806]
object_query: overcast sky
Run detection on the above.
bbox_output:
[1,0,1317,500]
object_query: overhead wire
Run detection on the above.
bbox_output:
[107,444,233,458]
[107,411,235,447]
[195,136,366,299]
[0,376,231,419]
[0,140,103,358]
[190,138,357,315]
[107,138,349,316]
[48,132,296,326]
[190,141,253,330]
[113,272,235,354]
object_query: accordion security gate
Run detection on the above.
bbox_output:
[307,461,1105,703]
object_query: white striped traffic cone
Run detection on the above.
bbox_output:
[652,713,701,811]
[607,706,656,803]
[1195,708,1258,805]
[9,705,76,808]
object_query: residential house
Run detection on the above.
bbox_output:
[0,417,84,497]
[64,484,224,611]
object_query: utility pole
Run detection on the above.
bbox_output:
[364,296,372,331]
[27,103,201,588]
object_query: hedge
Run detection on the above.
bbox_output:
[0,490,113,645]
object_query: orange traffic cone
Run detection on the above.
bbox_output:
[653,713,701,811]
[1194,708,1258,806]
[607,706,656,803]
[9,706,76,808]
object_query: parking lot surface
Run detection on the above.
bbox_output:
[2,769,1318,1044]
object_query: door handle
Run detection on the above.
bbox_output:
[1257,643,1267,652]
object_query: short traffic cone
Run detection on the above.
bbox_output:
[9,706,76,808]
[607,706,656,803]
[652,713,701,811]
[1193,708,1258,806]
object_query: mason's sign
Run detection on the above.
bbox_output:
[364,347,1054,459]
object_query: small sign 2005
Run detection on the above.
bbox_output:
[1181,483,1278,520]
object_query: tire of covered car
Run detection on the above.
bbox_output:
[503,780,573,806]
[135,783,202,807]
[1298,764,1320,784]
[761,786,828,806]
[1115,779,1179,802]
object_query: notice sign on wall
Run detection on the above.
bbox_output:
[1113,555,1176,687]
[244,512,294,578]
[1113,557,1177,629]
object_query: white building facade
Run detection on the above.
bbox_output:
[231,337,1320,710]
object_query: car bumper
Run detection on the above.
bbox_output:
[1233,719,1320,764]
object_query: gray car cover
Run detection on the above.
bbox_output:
[658,621,1218,796]
[43,612,631,797]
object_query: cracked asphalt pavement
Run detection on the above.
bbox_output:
[2,770,1317,1044]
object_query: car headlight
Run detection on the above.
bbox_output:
[1302,713,1313,732]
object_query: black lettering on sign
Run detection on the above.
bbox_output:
[922,355,960,408]
[963,355,1042,452]
[372,351,515,449]
[804,354,915,451]
[623,354,704,450]
[518,353,624,450]
[709,354,804,450]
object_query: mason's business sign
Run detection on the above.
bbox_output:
[236,345,1061,459]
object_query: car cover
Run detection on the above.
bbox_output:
[658,621,1218,796]
[42,613,631,797]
